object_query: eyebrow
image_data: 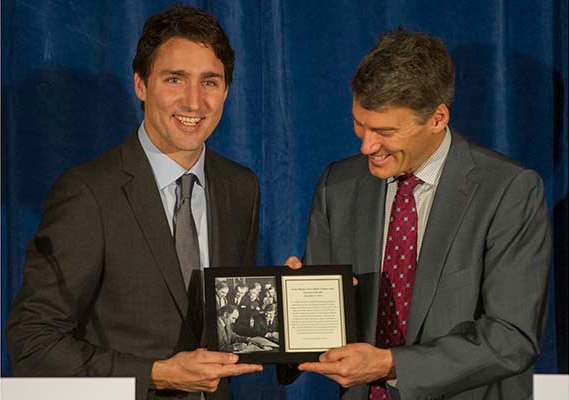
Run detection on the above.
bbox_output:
[160,70,187,77]
[352,114,398,132]
[159,70,224,80]
[201,71,224,80]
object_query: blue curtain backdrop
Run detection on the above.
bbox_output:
[2,0,567,398]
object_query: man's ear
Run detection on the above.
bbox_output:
[431,103,450,130]
[133,72,147,102]
[223,85,229,101]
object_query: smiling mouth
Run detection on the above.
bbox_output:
[174,114,203,127]
[370,154,390,162]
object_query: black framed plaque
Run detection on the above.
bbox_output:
[204,265,356,364]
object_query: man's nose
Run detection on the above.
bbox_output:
[360,130,380,155]
[181,82,201,111]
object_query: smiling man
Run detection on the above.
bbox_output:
[7,6,262,400]
[287,28,551,400]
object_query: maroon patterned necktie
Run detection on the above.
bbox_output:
[370,174,422,400]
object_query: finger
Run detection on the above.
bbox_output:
[196,350,239,365]
[284,256,303,270]
[298,361,340,375]
[217,363,263,378]
[319,346,352,362]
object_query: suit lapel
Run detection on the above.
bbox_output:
[204,150,232,268]
[354,168,386,343]
[407,134,477,343]
[355,172,386,275]
[120,134,190,320]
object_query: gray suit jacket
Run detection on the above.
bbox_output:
[7,133,260,400]
[304,133,551,400]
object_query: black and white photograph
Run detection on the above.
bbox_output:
[214,277,280,354]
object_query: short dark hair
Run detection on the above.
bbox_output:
[236,283,248,291]
[132,5,235,87]
[218,304,238,317]
[351,27,455,122]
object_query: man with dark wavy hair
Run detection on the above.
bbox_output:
[288,28,551,399]
[7,6,262,400]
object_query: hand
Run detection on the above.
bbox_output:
[151,348,263,393]
[248,337,266,347]
[284,256,358,286]
[285,256,302,270]
[298,343,394,388]
[233,342,248,351]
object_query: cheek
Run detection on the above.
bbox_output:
[150,88,178,109]
[205,93,225,110]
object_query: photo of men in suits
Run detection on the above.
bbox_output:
[6,5,263,400]
[286,28,551,400]
[214,277,280,353]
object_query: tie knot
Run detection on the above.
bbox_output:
[397,174,422,196]
[178,173,197,201]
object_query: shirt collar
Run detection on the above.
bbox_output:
[413,126,451,186]
[138,122,206,190]
[387,126,452,186]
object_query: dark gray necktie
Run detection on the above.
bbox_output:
[175,174,203,342]
[175,173,200,288]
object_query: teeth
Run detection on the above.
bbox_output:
[175,115,202,125]
[371,154,388,161]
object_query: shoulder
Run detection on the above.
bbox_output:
[47,138,132,200]
[454,133,543,187]
[205,149,259,188]
[449,133,545,206]
[58,133,136,186]
[318,153,371,187]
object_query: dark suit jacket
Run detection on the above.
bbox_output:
[304,133,551,400]
[6,133,260,400]
[229,291,247,307]
[216,317,248,352]
[252,315,279,339]
[215,294,228,310]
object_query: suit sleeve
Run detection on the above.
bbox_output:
[391,169,552,399]
[6,172,154,400]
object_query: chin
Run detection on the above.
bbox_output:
[368,167,392,180]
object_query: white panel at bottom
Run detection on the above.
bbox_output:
[534,374,569,400]
[1,377,135,400]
